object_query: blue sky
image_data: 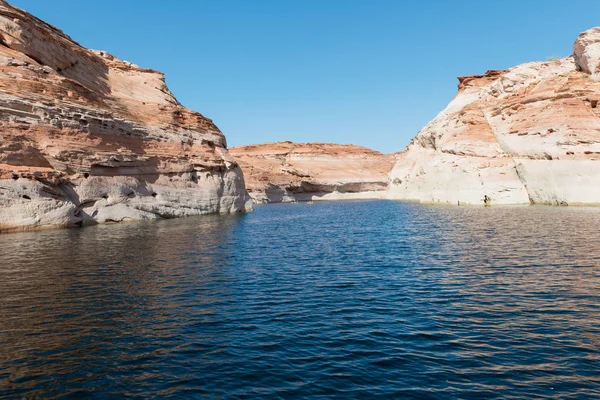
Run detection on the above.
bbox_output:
[9,0,600,153]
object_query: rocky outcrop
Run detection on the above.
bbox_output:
[0,1,252,232]
[230,142,395,203]
[387,27,600,206]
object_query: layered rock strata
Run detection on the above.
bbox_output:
[230,142,395,203]
[0,1,251,232]
[388,27,600,206]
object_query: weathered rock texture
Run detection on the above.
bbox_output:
[388,27,600,206]
[230,142,395,203]
[0,1,252,232]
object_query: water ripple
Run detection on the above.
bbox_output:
[1,201,600,398]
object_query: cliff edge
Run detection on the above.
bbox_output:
[0,1,252,232]
[387,27,600,206]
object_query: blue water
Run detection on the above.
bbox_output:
[1,200,600,399]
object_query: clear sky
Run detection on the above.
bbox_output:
[9,0,600,153]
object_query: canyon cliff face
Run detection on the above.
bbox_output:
[0,1,252,232]
[230,142,395,203]
[388,27,600,206]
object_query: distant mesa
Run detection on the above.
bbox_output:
[230,142,395,204]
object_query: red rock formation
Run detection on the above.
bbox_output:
[230,142,395,203]
[0,1,251,232]
[457,70,504,91]
[388,27,600,206]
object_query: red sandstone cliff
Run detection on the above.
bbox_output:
[230,142,395,203]
[0,1,251,232]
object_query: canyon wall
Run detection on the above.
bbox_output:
[0,1,252,232]
[230,142,395,203]
[387,27,600,206]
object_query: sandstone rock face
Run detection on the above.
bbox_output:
[388,27,600,206]
[0,1,252,232]
[230,142,395,203]
[574,27,600,81]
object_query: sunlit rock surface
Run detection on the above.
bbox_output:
[388,27,600,206]
[230,142,395,203]
[0,1,251,232]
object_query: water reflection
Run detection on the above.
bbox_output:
[0,215,243,397]
[1,202,600,398]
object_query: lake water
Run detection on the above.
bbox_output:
[1,200,600,399]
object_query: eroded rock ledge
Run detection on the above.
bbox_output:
[230,142,395,203]
[387,27,600,206]
[0,1,251,232]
